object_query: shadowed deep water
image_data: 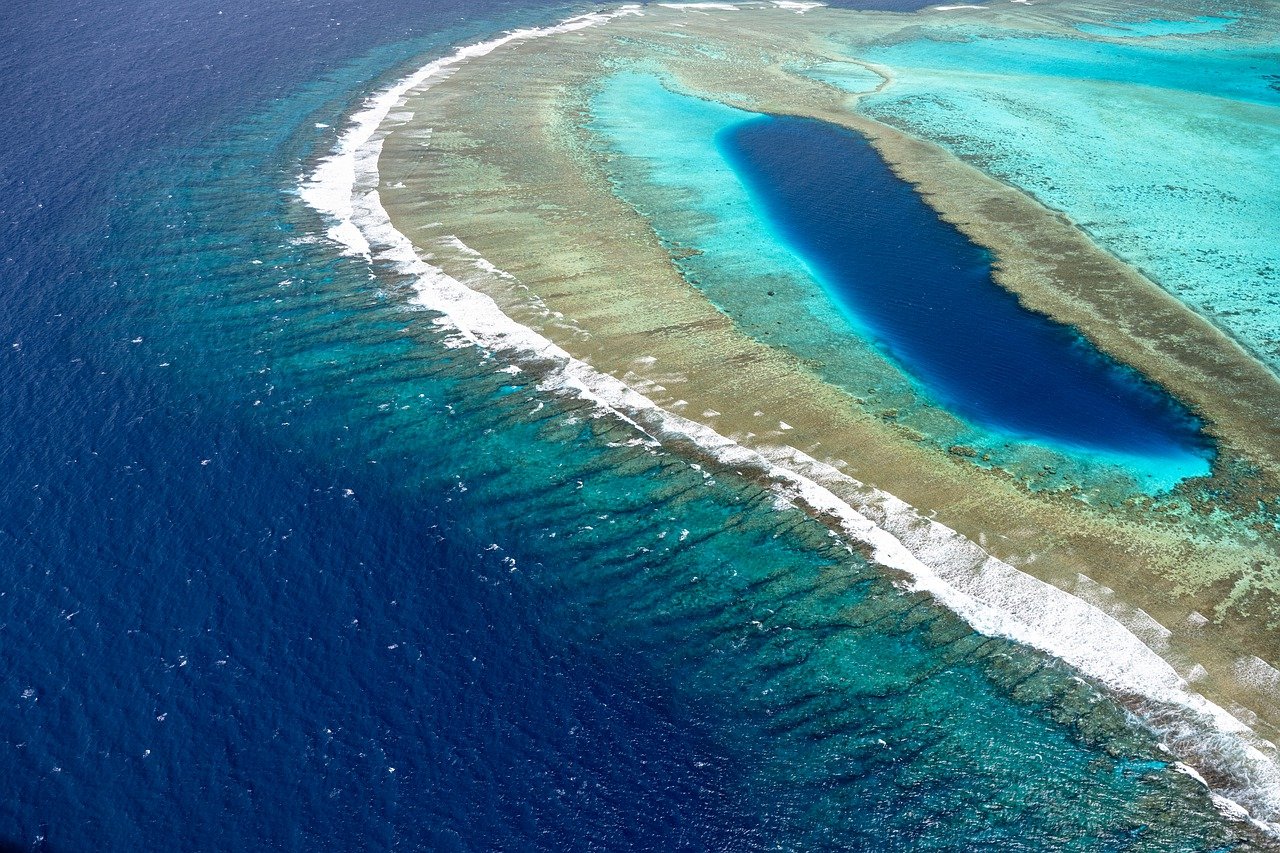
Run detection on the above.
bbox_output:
[718,115,1211,462]
[0,0,1254,850]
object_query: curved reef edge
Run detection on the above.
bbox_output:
[325,0,1280,840]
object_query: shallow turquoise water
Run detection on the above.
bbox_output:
[1075,15,1236,37]
[792,60,885,93]
[851,19,1280,371]
[588,72,1211,494]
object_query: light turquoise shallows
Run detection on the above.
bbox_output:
[1075,15,1236,37]
[845,22,1280,371]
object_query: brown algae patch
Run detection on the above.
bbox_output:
[373,2,1280,743]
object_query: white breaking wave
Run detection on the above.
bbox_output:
[657,3,742,11]
[299,6,646,257]
[659,1,825,13]
[299,6,1280,837]
[771,1,825,11]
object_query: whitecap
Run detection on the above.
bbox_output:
[302,8,1280,836]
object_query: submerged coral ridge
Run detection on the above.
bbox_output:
[322,0,1280,839]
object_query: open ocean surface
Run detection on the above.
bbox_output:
[0,0,1260,850]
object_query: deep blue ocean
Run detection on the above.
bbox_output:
[0,0,1257,850]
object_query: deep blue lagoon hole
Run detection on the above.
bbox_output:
[718,114,1213,464]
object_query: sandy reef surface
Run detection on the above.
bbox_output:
[345,0,1280,832]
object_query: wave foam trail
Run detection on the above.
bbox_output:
[300,9,1280,837]
[298,5,645,258]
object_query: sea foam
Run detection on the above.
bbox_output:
[300,7,1280,836]
[657,3,742,11]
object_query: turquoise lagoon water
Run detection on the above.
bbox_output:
[792,60,885,94]
[849,20,1280,371]
[588,72,1211,492]
[1075,16,1236,38]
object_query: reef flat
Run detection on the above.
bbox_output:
[362,0,1280,830]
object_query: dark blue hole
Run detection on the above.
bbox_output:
[718,114,1212,461]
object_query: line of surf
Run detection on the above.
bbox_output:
[298,6,1280,836]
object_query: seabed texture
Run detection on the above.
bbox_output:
[333,0,1280,835]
